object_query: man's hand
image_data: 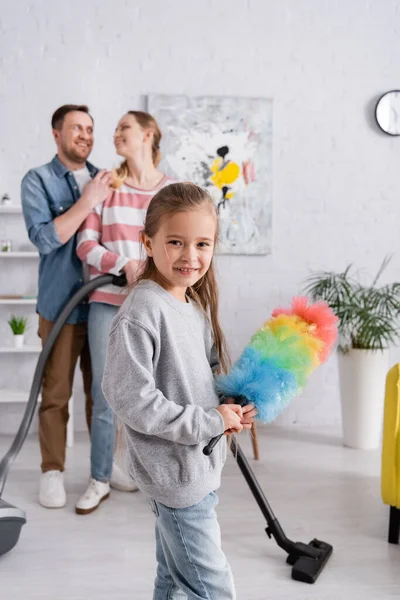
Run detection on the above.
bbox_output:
[81,170,112,210]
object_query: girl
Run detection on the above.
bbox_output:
[102,182,257,599]
[76,111,174,514]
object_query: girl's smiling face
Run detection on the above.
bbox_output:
[142,207,217,302]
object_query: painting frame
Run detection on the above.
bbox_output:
[147,94,273,255]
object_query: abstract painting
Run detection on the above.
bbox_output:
[147,94,272,255]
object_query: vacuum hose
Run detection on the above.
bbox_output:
[0,274,124,497]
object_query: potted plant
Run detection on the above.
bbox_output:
[304,258,400,449]
[8,315,28,349]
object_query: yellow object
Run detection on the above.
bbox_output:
[381,363,400,509]
[210,159,241,190]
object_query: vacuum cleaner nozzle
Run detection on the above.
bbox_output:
[0,498,26,557]
[287,539,333,584]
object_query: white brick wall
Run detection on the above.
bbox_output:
[1,0,400,433]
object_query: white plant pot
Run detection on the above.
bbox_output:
[13,334,24,349]
[338,348,389,450]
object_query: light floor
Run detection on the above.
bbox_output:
[0,426,399,600]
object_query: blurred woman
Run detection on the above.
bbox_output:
[76,111,174,514]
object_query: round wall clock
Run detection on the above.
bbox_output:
[375,90,400,135]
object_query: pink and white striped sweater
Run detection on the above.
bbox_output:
[77,176,174,306]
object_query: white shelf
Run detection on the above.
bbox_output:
[0,206,22,213]
[0,345,41,353]
[0,389,41,404]
[0,252,39,257]
[0,298,37,304]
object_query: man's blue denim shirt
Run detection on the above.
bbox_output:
[21,155,99,324]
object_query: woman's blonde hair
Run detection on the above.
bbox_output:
[113,111,162,188]
[136,182,230,374]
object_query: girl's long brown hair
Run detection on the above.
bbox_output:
[136,182,230,374]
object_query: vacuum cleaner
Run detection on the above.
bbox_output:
[0,274,121,558]
[0,274,332,583]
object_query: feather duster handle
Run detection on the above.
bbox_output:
[215,297,338,424]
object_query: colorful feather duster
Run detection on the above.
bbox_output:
[215,297,338,423]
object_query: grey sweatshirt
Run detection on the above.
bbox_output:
[102,280,226,508]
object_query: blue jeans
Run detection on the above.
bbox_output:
[149,492,235,600]
[88,302,119,482]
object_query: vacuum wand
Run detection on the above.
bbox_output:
[229,436,333,584]
[203,433,223,456]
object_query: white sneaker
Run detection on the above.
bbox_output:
[110,461,138,493]
[39,470,66,509]
[75,479,110,515]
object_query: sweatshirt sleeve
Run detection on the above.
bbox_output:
[102,317,224,445]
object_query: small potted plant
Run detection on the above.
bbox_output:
[1,240,12,252]
[8,315,28,349]
[304,258,400,449]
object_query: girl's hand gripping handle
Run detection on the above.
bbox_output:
[203,398,246,456]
